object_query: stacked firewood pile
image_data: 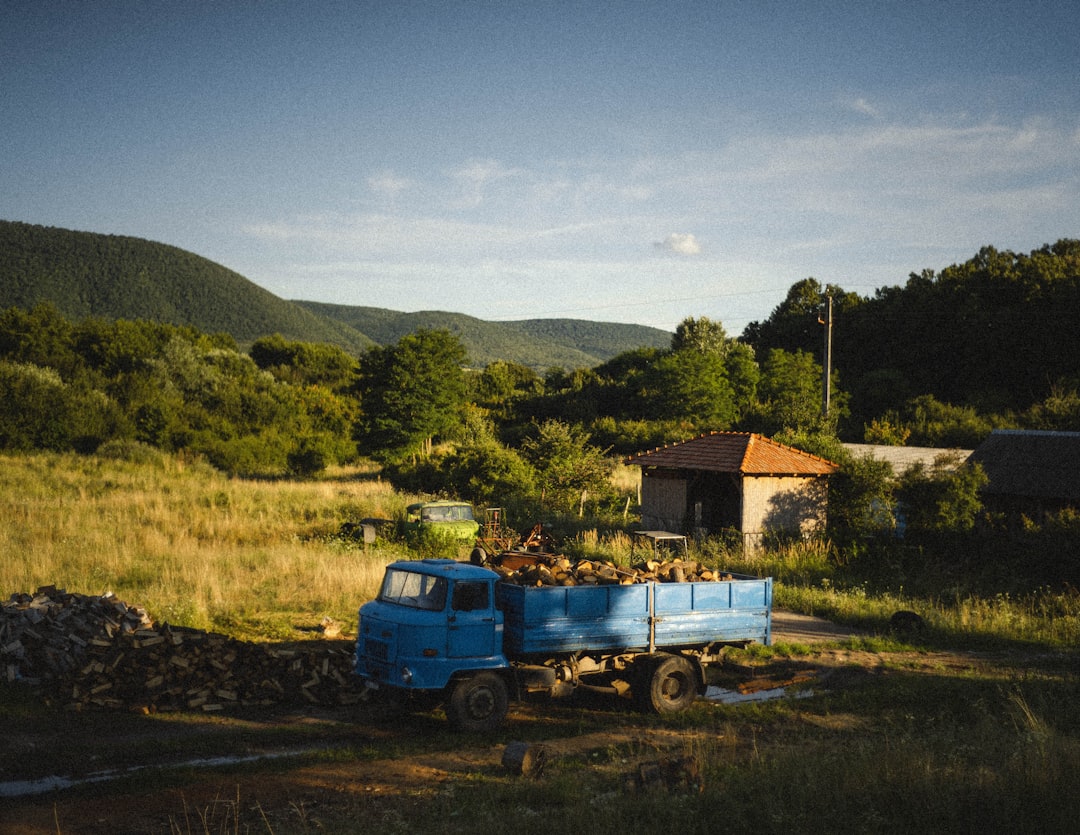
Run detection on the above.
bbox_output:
[491,554,736,587]
[1,586,360,712]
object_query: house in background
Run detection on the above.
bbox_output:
[625,432,839,552]
[841,443,972,475]
[966,429,1080,523]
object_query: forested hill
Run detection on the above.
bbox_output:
[742,239,1080,427]
[0,220,374,354]
[294,302,672,369]
[0,221,671,367]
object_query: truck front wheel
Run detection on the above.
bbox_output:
[637,654,699,714]
[446,672,509,732]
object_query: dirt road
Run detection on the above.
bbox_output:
[771,608,864,643]
[0,611,925,834]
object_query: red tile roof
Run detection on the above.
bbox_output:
[625,432,839,476]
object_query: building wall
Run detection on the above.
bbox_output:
[741,475,828,550]
[638,469,829,549]
[639,471,687,531]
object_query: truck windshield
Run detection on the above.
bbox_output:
[379,569,448,611]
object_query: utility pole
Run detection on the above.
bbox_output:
[819,295,833,417]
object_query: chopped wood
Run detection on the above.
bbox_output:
[502,741,548,777]
[494,554,737,588]
[1,586,362,713]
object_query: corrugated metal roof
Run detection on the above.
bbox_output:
[842,443,972,474]
[967,430,1080,500]
[625,432,838,476]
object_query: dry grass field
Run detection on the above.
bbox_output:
[3,450,1080,834]
[0,451,408,639]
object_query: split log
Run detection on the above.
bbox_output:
[502,741,548,777]
[1,586,362,713]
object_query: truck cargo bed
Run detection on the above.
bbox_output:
[497,573,771,655]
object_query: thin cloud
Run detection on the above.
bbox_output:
[367,171,414,197]
[848,96,880,118]
[655,232,702,256]
[449,158,524,208]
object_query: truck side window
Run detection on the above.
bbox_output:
[452,582,489,613]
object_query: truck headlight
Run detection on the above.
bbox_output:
[401,666,413,684]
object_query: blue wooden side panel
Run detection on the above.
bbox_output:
[653,578,772,646]
[499,583,651,654]
[498,575,772,655]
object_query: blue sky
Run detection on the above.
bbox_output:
[3,1,1078,333]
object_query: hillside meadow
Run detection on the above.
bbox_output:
[0,450,410,639]
[3,450,1080,833]
[5,447,1080,648]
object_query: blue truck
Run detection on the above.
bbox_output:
[355,558,772,731]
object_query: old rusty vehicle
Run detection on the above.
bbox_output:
[403,501,480,546]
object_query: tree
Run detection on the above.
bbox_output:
[827,453,897,543]
[671,316,729,355]
[888,394,995,448]
[355,329,468,461]
[0,361,125,452]
[644,348,737,428]
[519,420,613,513]
[753,348,838,435]
[725,341,760,420]
[742,279,861,358]
[896,457,987,538]
[250,334,358,390]
[440,440,537,507]
[469,360,542,426]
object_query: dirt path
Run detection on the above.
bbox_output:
[1,612,1016,835]
[771,608,865,643]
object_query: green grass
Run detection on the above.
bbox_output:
[3,450,1080,833]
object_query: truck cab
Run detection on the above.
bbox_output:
[355,559,510,730]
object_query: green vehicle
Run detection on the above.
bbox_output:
[404,501,480,546]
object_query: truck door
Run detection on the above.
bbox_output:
[447,581,497,658]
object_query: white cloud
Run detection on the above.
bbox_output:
[448,158,524,208]
[848,96,879,118]
[367,171,414,197]
[655,232,702,256]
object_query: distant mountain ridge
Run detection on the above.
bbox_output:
[293,302,671,369]
[0,220,374,354]
[0,220,672,367]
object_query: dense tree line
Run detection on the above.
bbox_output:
[0,305,358,475]
[744,239,1080,444]
[2,239,1078,512]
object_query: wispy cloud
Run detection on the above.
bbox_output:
[655,232,702,256]
[847,96,879,118]
[448,158,524,208]
[367,171,414,198]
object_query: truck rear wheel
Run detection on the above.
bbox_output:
[446,672,509,732]
[637,654,699,714]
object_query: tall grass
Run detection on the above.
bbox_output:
[4,450,1079,648]
[0,452,408,639]
[561,526,1080,648]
